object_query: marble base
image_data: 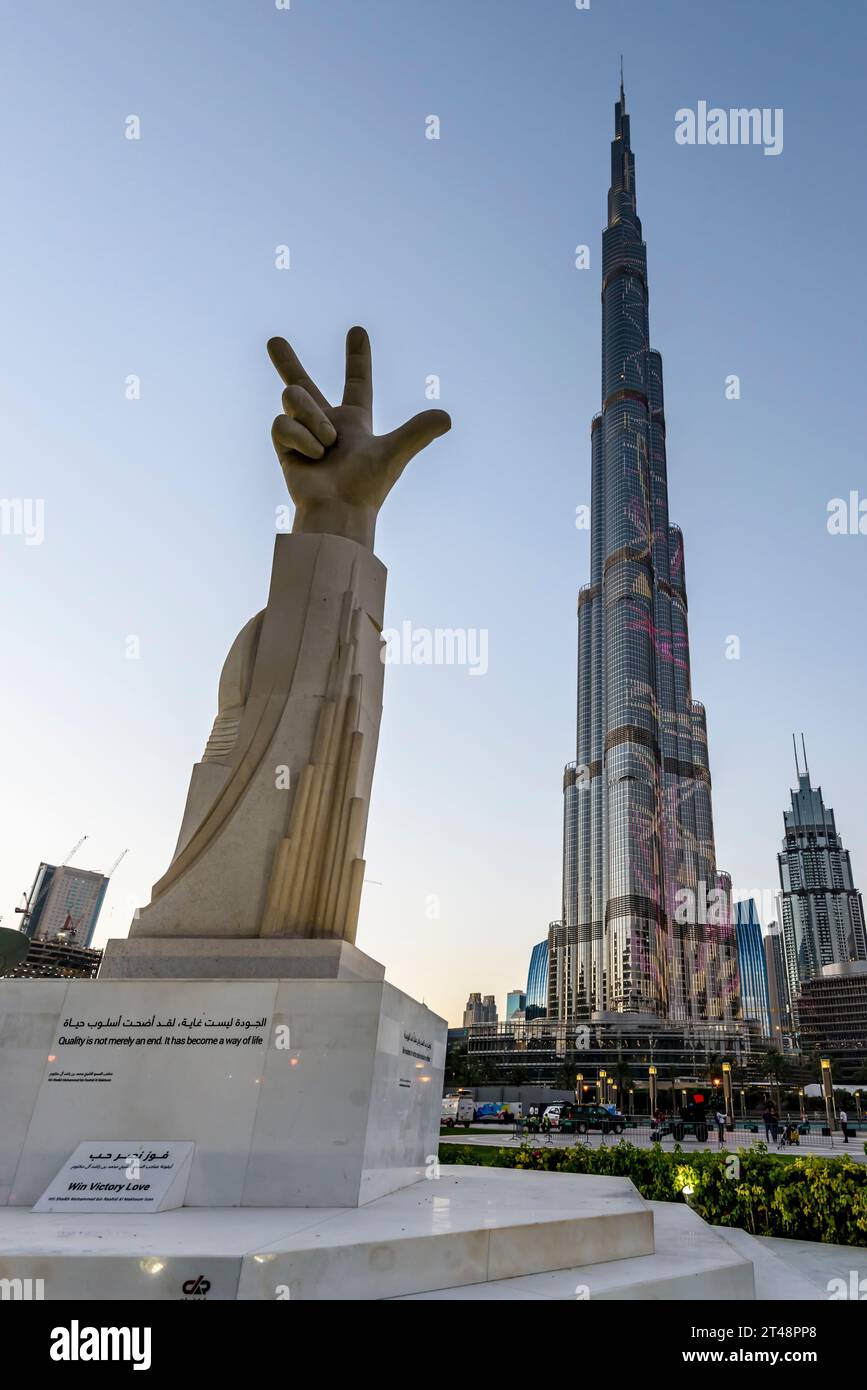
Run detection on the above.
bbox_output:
[0,1169,762,1301]
[0,972,444,1209]
[98,937,385,981]
[0,1167,654,1301]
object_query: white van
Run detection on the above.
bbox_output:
[441,1094,474,1128]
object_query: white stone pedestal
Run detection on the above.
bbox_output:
[0,969,445,1209]
[0,1168,758,1301]
[99,936,384,982]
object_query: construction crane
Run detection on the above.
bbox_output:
[61,834,88,867]
[106,849,129,877]
[14,835,88,934]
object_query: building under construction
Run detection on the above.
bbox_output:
[6,937,103,980]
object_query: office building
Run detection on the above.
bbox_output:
[734,899,772,1040]
[776,739,867,1000]
[462,992,498,1028]
[525,938,549,1020]
[505,990,526,1020]
[20,862,109,948]
[794,961,867,1070]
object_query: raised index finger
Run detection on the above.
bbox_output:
[341,326,373,416]
[267,337,331,412]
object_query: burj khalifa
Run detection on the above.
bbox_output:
[551,77,739,1025]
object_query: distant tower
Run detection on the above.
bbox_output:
[776,738,867,1001]
[765,926,793,1045]
[525,938,549,1020]
[505,989,526,1020]
[462,992,498,1028]
[734,899,772,1039]
[20,862,109,949]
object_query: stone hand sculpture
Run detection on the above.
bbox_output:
[125,329,451,952]
[269,327,450,550]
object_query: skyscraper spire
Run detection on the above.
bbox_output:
[801,732,809,778]
[793,732,801,777]
[778,755,867,993]
[620,55,625,108]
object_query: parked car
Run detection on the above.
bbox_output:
[542,1102,572,1131]
[557,1103,626,1135]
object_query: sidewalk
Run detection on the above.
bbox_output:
[441,1126,867,1162]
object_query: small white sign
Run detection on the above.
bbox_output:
[33,1141,194,1213]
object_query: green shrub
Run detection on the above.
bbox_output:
[441,1140,867,1246]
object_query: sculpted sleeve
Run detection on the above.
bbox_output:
[128,531,386,943]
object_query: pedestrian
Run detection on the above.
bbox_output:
[840,1108,849,1144]
[715,1108,726,1144]
[770,1106,780,1147]
[762,1102,774,1143]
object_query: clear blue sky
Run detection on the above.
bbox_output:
[2,1,865,1025]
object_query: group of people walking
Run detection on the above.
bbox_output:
[761,1103,801,1146]
[763,1100,851,1145]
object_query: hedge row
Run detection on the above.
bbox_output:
[441,1140,867,1246]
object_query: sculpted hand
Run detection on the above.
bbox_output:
[268,327,451,549]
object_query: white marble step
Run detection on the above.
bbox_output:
[711,1226,825,1300]
[0,1167,654,1301]
[395,1200,756,1301]
[238,1167,654,1299]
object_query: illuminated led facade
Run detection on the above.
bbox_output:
[557,78,730,1024]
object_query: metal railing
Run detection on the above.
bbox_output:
[506,1117,864,1153]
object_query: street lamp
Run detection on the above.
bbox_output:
[798,1087,806,1122]
[598,1069,606,1104]
[648,1065,658,1118]
[575,1072,583,1103]
[856,1090,862,1121]
[721,1061,733,1128]
[820,1057,836,1134]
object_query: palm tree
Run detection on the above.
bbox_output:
[760,1048,789,1114]
[704,1052,723,1087]
[613,1060,632,1110]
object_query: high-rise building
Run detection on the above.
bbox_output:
[20,862,109,948]
[776,738,867,1001]
[505,989,526,1019]
[462,992,498,1028]
[765,926,794,1048]
[525,938,549,1020]
[793,961,867,1063]
[556,77,728,1024]
[734,899,772,1040]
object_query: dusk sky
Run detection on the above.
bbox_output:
[2,0,865,1025]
